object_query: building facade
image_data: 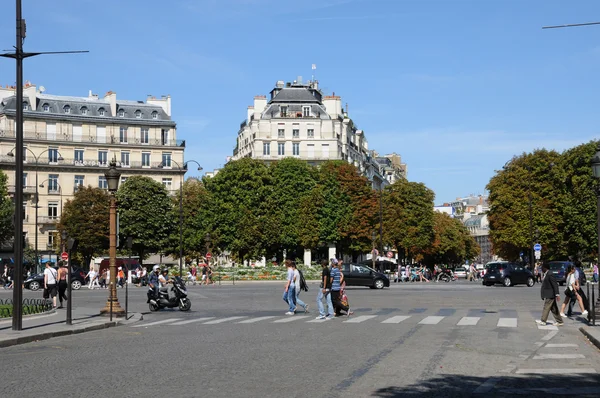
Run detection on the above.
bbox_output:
[0,84,185,263]
[231,79,406,189]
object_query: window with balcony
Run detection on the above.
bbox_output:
[142,152,151,167]
[141,128,149,144]
[48,148,59,163]
[162,178,172,190]
[48,202,58,219]
[98,107,105,116]
[307,129,314,138]
[263,142,270,156]
[293,129,299,139]
[121,151,130,167]
[98,176,108,189]
[120,126,128,143]
[74,149,84,164]
[162,153,171,168]
[161,129,170,145]
[293,143,300,156]
[278,129,285,138]
[98,150,108,166]
[303,106,310,117]
[278,142,285,156]
[48,175,59,193]
[74,175,84,191]
[63,105,71,114]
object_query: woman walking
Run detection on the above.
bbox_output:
[57,263,68,308]
[560,265,588,317]
[291,262,308,313]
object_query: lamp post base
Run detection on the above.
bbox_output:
[99,299,126,317]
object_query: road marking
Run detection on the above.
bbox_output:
[132,318,182,327]
[307,318,329,323]
[418,316,444,325]
[532,353,586,360]
[272,316,309,323]
[169,317,215,325]
[344,315,377,323]
[238,316,277,324]
[497,318,517,327]
[381,315,411,324]
[515,368,596,374]
[203,316,246,324]
[544,343,578,348]
[457,316,480,326]
[541,330,558,341]
[537,324,558,330]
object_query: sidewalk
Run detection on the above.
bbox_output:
[0,306,142,348]
[580,326,600,352]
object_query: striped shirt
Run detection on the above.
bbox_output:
[331,267,341,291]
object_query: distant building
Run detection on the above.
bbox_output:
[230,79,406,190]
[463,214,493,264]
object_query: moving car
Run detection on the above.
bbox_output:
[453,267,467,279]
[482,261,535,287]
[341,263,390,289]
[547,261,570,286]
[24,267,87,291]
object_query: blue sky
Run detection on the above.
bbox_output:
[1,0,599,204]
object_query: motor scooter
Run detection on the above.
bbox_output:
[147,276,191,312]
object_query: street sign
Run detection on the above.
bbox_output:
[387,251,393,258]
[206,253,212,260]
[534,251,541,260]
[61,252,68,261]
[534,243,542,251]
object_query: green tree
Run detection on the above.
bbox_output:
[422,212,480,266]
[57,186,110,268]
[0,170,13,245]
[116,176,175,263]
[486,149,564,261]
[382,179,435,264]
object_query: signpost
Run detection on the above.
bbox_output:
[61,252,68,261]
[534,243,541,261]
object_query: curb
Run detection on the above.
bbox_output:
[0,312,142,349]
[579,327,600,351]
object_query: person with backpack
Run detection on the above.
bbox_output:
[282,260,296,315]
[292,262,309,313]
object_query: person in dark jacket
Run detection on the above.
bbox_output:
[538,262,563,326]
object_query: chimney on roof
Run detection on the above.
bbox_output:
[104,90,117,116]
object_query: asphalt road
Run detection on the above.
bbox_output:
[1,279,599,397]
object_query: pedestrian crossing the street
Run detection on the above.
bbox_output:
[131,308,589,330]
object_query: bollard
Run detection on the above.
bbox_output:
[125,272,129,321]
[592,283,596,326]
[110,282,113,322]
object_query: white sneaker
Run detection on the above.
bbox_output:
[316,315,325,320]
[582,310,588,317]
[285,311,294,315]
[560,313,566,317]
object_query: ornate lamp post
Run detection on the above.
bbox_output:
[100,158,125,318]
[591,145,600,316]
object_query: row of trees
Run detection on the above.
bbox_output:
[487,140,599,262]
[0,158,478,268]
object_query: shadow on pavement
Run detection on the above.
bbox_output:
[371,373,600,397]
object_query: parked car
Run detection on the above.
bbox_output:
[454,267,467,279]
[24,267,87,291]
[341,263,390,289]
[482,261,535,287]
[547,261,570,286]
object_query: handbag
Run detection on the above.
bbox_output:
[564,288,575,299]
[43,287,49,299]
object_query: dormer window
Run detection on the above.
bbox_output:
[80,106,88,115]
[280,106,287,117]
[135,110,142,119]
[151,111,158,120]
[98,107,105,116]
[63,105,71,114]
[42,103,49,112]
[118,109,125,117]
[23,101,28,111]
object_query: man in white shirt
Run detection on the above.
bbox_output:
[43,263,58,308]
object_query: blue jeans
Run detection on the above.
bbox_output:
[317,289,334,317]
[594,273,598,283]
[283,286,296,312]
[295,287,307,311]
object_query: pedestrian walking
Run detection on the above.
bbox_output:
[316,259,334,320]
[572,261,590,319]
[117,267,125,288]
[330,259,352,317]
[57,262,68,308]
[282,260,296,315]
[99,269,107,288]
[593,263,599,283]
[291,262,308,313]
[560,265,588,318]
[86,268,100,289]
[43,262,58,308]
[537,262,563,326]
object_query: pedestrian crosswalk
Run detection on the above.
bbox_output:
[132,309,585,330]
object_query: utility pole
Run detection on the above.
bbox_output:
[0,0,87,331]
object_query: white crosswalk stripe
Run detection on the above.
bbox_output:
[272,316,309,323]
[457,316,480,326]
[203,316,247,324]
[418,316,444,325]
[170,317,214,326]
[381,315,410,324]
[497,318,517,327]
[238,316,277,324]
[132,319,183,327]
[343,315,377,323]
[532,353,586,360]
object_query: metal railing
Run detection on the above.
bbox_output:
[1,156,185,172]
[0,298,54,318]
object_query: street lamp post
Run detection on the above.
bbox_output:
[100,158,125,318]
[159,159,202,278]
[8,148,64,273]
[379,187,384,259]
